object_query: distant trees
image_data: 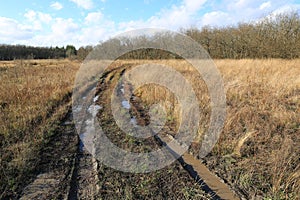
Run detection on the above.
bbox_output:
[87,12,300,60]
[0,45,96,61]
[77,46,93,60]
[0,45,66,60]
[183,12,300,59]
[66,45,77,58]
[0,12,298,60]
[87,34,185,60]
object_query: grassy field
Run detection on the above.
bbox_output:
[0,59,80,197]
[213,59,299,199]
[109,59,299,199]
[0,59,299,199]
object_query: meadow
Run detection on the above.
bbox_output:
[0,59,80,198]
[0,59,299,199]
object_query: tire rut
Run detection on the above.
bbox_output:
[107,65,241,200]
[19,108,100,200]
[20,63,240,200]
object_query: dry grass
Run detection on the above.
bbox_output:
[212,59,300,199]
[0,59,79,197]
[112,59,211,140]
[111,59,299,199]
[0,58,299,199]
[93,63,212,199]
[0,60,79,138]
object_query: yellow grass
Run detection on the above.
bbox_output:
[0,58,299,199]
[214,59,300,199]
[111,59,300,199]
[0,59,79,138]
[0,59,79,196]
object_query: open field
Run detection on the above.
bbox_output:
[205,59,300,199]
[0,59,299,199]
[0,59,80,198]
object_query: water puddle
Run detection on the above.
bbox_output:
[121,100,130,109]
[93,95,99,102]
[120,84,125,94]
[74,105,83,113]
[130,117,137,127]
[78,91,102,153]
[120,98,137,127]
[88,104,102,117]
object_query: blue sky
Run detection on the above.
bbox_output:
[0,0,299,47]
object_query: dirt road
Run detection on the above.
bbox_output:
[19,64,240,200]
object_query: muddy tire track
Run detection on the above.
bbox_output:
[19,110,78,200]
[20,63,240,200]
[67,146,99,200]
[19,108,100,200]
[96,65,241,200]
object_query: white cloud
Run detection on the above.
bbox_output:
[85,11,103,24]
[38,13,52,24]
[24,10,41,30]
[0,17,33,42]
[235,0,248,8]
[79,17,116,46]
[255,4,300,24]
[51,2,63,10]
[201,11,232,26]
[23,10,52,31]
[183,0,207,12]
[147,6,192,28]
[2,0,300,48]
[79,25,113,46]
[214,0,279,25]
[118,20,146,31]
[227,0,261,12]
[119,0,207,31]
[271,4,300,15]
[259,1,271,10]
[52,18,79,36]
[24,10,36,21]
[69,0,93,9]
[27,18,81,47]
[24,10,52,23]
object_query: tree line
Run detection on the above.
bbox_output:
[0,45,78,60]
[0,11,299,60]
[90,11,300,60]
[183,12,300,59]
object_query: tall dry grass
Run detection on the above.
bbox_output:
[0,59,79,197]
[115,59,299,199]
[213,59,300,199]
[0,58,298,199]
